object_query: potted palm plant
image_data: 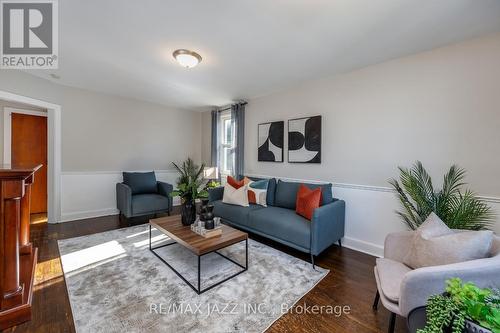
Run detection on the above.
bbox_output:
[170,158,209,226]
[389,161,495,230]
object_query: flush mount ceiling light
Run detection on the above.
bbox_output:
[173,49,202,68]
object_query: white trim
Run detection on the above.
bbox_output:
[4,107,47,117]
[244,173,500,203]
[342,237,384,258]
[60,169,178,176]
[478,196,500,204]
[59,170,182,223]
[0,90,62,223]
[60,208,120,223]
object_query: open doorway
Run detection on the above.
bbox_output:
[0,90,61,223]
[2,101,48,223]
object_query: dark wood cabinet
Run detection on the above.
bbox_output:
[0,164,40,330]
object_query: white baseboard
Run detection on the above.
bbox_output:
[60,170,180,223]
[60,208,120,223]
[342,237,384,258]
[60,204,183,223]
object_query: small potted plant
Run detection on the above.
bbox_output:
[170,158,209,226]
[418,278,500,333]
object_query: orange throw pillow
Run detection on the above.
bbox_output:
[227,176,244,189]
[296,184,322,221]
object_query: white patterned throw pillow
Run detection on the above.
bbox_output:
[244,177,268,207]
[222,182,249,207]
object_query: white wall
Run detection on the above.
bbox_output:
[201,110,212,165]
[0,71,201,222]
[204,33,500,256]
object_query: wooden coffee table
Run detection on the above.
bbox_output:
[149,215,248,294]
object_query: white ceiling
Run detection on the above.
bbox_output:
[27,0,500,111]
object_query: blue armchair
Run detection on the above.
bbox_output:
[116,171,173,218]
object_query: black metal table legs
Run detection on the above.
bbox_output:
[149,225,248,294]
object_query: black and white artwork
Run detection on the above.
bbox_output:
[258,121,284,162]
[288,116,321,163]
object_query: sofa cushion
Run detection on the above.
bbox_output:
[131,194,169,215]
[376,258,412,303]
[417,212,453,239]
[123,171,157,195]
[227,175,244,189]
[245,176,277,206]
[222,183,249,207]
[404,230,494,269]
[244,178,268,206]
[275,180,332,209]
[491,235,500,257]
[249,206,311,249]
[267,178,277,206]
[404,212,494,268]
[213,200,264,227]
[296,184,322,220]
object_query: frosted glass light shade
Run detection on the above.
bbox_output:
[173,49,202,68]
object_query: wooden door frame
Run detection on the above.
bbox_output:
[0,90,61,224]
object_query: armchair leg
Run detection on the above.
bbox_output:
[310,253,315,269]
[373,290,380,310]
[338,239,342,247]
[388,312,396,333]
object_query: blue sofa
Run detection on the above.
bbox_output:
[208,178,345,266]
[116,171,173,218]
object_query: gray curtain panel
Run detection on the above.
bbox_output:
[231,103,245,180]
[211,110,220,178]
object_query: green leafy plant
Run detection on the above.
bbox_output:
[418,293,465,333]
[389,161,495,230]
[418,278,500,333]
[170,158,208,202]
[205,180,220,190]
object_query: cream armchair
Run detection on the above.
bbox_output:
[373,231,500,333]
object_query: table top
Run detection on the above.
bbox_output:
[150,215,248,256]
[0,164,42,178]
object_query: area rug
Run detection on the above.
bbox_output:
[58,224,328,333]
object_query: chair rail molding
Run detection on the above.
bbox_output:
[245,173,500,257]
[60,169,180,223]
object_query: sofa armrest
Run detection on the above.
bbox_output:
[208,186,224,203]
[399,257,500,316]
[384,231,414,262]
[157,181,173,211]
[116,183,132,217]
[311,199,346,256]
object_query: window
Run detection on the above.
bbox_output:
[219,111,235,179]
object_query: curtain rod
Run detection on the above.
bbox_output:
[216,101,248,112]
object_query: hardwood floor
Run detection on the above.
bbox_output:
[4,212,408,333]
